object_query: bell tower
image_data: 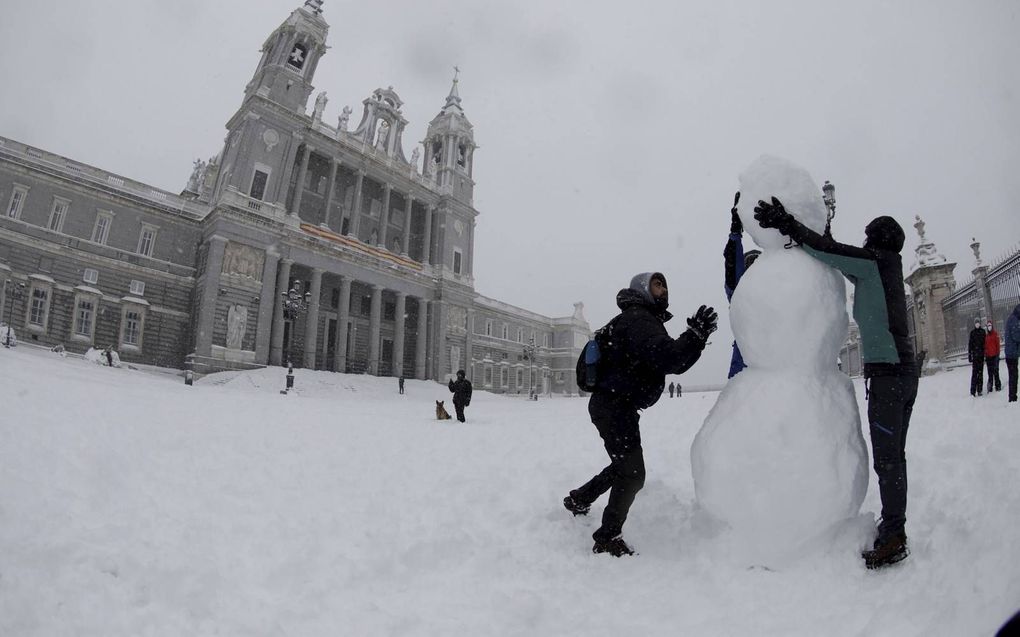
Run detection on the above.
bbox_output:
[424,69,477,204]
[244,0,329,114]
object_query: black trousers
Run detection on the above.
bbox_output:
[1006,358,1018,402]
[572,393,646,542]
[970,358,985,395]
[867,374,919,542]
[453,401,466,422]
[986,356,1002,392]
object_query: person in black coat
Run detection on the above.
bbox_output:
[448,370,472,422]
[563,272,716,557]
[968,320,986,397]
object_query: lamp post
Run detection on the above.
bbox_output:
[3,281,25,348]
[523,335,537,400]
[279,281,311,393]
[822,180,836,239]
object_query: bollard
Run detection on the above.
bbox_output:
[285,363,295,392]
[184,370,194,386]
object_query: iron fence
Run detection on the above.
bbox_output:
[942,248,1020,359]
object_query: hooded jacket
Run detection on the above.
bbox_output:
[780,215,915,377]
[595,273,706,409]
[1005,304,1020,359]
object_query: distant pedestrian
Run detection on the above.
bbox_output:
[448,370,472,422]
[985,322,1002,393]
[398,376,405,394]
[677,384,682,398]
[668,381,675,398]
[1005,304,1020,403]
[104,346,114,367]
[968,320,986,396]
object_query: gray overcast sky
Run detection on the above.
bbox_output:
[2,0,1018,384]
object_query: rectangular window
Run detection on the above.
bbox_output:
[29,287,49,326]
[544,334,550,348]
[83,268,98,285]
[7,185,28,218]
[485,319,492,337]
[123,310,141,346]
[517,327,523,343]
[360,295,372,317]
[484,366,493,386]
[249,169,270,201]
[384,302,396,321]
[74,298,94,337]
[137,226,157,257]
[453,249,463,275]
[516,369,523,387]
[48,198,69,232]
[129,280,145,296]
[91,211,113,244]
[501,324,508,340]
[501,367,509,387]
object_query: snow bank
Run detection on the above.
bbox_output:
[1,346,1018,636]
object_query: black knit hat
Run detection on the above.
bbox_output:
[864,216,906,252]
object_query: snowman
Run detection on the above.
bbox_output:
[690,155,869,566]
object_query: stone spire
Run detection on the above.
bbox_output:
[444,66,463,113]
[911,214,947,272]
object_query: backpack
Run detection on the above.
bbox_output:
[575,317,618,392]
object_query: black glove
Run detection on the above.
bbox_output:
[753,197,794,234]
[730,191,743,234]
[687,305,718,340]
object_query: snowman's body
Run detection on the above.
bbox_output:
[690,156,868,565]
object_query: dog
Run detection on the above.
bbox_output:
[435,400,452,420]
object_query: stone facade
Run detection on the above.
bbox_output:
[0,1,590,394]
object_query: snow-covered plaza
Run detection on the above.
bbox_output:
[1,344,1018,636]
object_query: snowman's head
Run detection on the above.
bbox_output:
[737,155,828,251]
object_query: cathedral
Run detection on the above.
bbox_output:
[0,0,591,395]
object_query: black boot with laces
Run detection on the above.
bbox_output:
[593,536,635,557]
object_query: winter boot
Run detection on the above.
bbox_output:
[592,535,635,557]
[563,492,590,517]
[862,533,908,569]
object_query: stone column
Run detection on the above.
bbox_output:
[334,276,352,372]
[275,133,302,205]
[194,235,228,359]
[254,249,280,364]
[464,308,474,379]
[467,219,475,277]
[348,170,365,238]
[322,158,340,229]
[401,195,414,256]
[433,300,448,380]
[415,296,428,379]
[422,204,434,265]
[269,258,293,366]
[368,284,383,375]
[378,183,392,248]
[290,144,313,217]
[303,268,323,369]
[393,292,406,377]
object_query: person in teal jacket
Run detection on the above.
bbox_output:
[755,198,916,570]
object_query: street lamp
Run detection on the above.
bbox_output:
[523,335,538,400]
[822,180,836,238]
[280,280,311,367]
[3,281,26,348]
